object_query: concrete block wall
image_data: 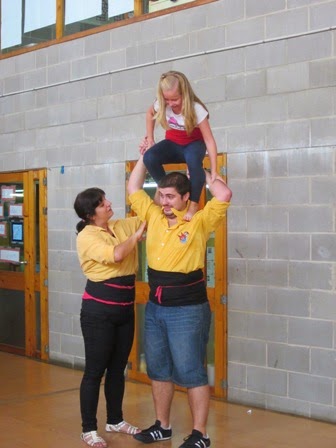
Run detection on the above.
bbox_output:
[0,0,335,422]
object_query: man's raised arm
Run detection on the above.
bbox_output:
[205,170,232,203]
[127,155,147,195]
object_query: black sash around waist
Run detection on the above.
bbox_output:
[83,274,136,306]
[147,267,207,307]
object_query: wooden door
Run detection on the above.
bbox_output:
[0,170,48,359]
[126,154,228,399]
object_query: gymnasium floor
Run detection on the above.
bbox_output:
[0,352,335,447]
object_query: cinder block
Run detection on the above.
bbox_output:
[268,234,310,260]
[47,62,71,85]
[288,147,334,175]
[310,59,336,88]
[246,95,287,124]
[267,178,309,205]
[228,311,248,337]
[71,56,98,80]
[247,365,287,395]
[228,233,267,259]
[288,317,333,347]
[190,26,226,54]
[228,362,246,388]
[247,206,289,232]
[312,234,336,261]
[246,0,286,17]
[228,284,267,312]
[267,121,310,149]
[207,0,244,27]
[24,67,47,90]
[228,337,267,365]
[266,8,308,39]
[289,261,333,290]
[267,342,310,372]
[267,287,309,317]
[287,32,332,63]
[311,348,336,378]
[98,49,126,73]
[311,176,336,205]
[60,333,84,357]
[266,395,310,418]
[84,31,110,56]
[267,63,309,94]
[311,1,336,29]
[289,372,332,404]
[247,260,288,287]
[226,17,264,47]
[289,206,333,232]
[311,291,336,321]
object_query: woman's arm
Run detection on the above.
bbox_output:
[114,220,146,262]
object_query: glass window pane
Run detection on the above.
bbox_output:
[24,0,55,33]
[64,0,134,36]
[1,0,22,50]
[1,0,56,54]
[0,289,25,350]
[108,0,133,17]
[65,0,102,25]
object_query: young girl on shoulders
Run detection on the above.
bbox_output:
[139,70,217,221]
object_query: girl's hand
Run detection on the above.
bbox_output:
[139,137,155,154]
[139,137,149,155]
[210,170,217,182]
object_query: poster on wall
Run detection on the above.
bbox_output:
[0,248,20,263]
[1,185,15,202]
[9,204,23,217]
[0,222,7,237]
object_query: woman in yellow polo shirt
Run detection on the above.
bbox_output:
[74,187,146,448]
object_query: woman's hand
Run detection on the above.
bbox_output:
[135,221,147,241]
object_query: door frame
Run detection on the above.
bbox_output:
[0,169,48,360]
[125,154,228,399]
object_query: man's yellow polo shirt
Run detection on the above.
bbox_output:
[76,217,141,282]
[129,190,230,274]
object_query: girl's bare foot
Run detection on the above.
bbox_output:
[183,201,199,221]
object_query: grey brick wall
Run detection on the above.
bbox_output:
[0,0,335,423]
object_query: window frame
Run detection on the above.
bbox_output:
[0,0,217,60]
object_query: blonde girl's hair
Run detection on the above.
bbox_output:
[154,71,209,135]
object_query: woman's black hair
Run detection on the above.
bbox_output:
[74,187,105,233]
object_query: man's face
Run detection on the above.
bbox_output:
[158,187,189,218]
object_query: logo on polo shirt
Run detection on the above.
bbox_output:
[178,231,189,243]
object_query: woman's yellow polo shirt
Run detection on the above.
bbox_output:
[76,216,141,281]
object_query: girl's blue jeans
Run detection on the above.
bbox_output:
[143,139,206,203]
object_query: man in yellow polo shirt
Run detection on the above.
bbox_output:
[127,155,232,448]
